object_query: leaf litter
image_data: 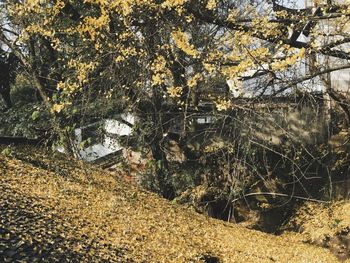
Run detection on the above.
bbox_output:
[0,146,341,262]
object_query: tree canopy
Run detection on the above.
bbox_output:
[1,0,349,112]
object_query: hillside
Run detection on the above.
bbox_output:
[0,148,341,262]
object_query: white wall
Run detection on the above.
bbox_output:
[75,114,135,162]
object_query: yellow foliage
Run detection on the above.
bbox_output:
[187,73,202,88]
[67,60,98,85]
[167,86,183,98]
[215,98,232,111]
[271,48,306,71]
[206,0,217,10]
[171,30,199,58]
[77,14,109,41]
[161,0,187,9]
[51,103,65,113]
[150,55,173,86]
[203,63,217,74]
[7,0,350,110]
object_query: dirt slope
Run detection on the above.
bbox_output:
[0,152,339,262]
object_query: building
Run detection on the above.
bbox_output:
[72,113,135,162]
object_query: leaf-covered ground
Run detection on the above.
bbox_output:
[0,148,342,262]
[284,201,350,261]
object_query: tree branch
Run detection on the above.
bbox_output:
[273,64,350,95]
[231,192,329,204]
[188,4,350,60]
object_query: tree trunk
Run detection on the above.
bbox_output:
[0,86,12,109]
[327,89,350,128]
[320,74,350,128]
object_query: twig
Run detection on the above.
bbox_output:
[231,192,330,204]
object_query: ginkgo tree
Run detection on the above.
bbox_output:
[2,0,348,114]
[1,0,350,199]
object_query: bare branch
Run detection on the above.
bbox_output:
[273,64,350,95]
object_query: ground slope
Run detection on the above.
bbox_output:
[0,152,339,262]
